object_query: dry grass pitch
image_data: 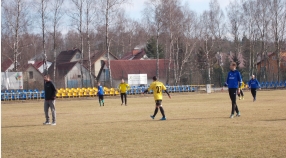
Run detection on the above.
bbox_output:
[2,90,286,158]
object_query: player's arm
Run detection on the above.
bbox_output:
[224,72,229,87]
[165,90,171,99]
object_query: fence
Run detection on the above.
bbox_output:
[2,81,286,101]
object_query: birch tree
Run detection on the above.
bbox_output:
[50,0,65,81]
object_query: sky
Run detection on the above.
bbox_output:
[123,0,232,20]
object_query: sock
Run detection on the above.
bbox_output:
[102,100,104,106]
[159,107,165,118]
[153,108,158,117]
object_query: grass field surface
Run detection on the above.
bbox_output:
[2,90,286,158]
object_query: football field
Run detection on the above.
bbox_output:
[2,90,286,157]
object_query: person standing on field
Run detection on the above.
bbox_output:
[248,75,261,102]
[118,79,130,106]
[97,82,104,106]
[224,62,242,118]
[43,74,57,125]
[143,76,171,120]
[238,81,245,100]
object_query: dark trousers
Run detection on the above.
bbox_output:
[121,93,127,104]
[251,88,257,99]
[228,88,239,115]
[238,89,244,97]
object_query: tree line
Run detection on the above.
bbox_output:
[2,0,286,87]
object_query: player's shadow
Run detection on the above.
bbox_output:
[262,119,286,122]
[1,124,43,128]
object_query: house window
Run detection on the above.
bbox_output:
[76,53,81,59]
[29,71,33,79]
[272,56,277,60]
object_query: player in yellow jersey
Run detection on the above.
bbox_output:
[238,81,244,100]
[143,76,171,120]
[118,79,130,106]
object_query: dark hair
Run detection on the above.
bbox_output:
[153,76,157,81]
[231,62,237,67]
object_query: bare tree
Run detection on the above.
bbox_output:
[98,0,129,87]
[50,0,65,82]
[85,0,96,87]
[37,0,49,74]
[2,0,30,71]
[144,0,164,80]
[71,0,85,87]
[242,0,259,78]
[176,5,199,85]
[269,0,286,82]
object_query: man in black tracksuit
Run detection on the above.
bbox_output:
[43,74,57,125]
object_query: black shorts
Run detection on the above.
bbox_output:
[98,95,104,100]
[155,100,162,106]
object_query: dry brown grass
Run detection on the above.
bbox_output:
[2,90,286,158]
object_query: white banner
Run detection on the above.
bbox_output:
[1,72,23,90]
[128,74,147,85]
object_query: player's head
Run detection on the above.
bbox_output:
[230,62,237,71]
[44,74,50,81]
[98,82,101,86]
[252,75,255,79]
[153,76,157,81]
[121,79,124,83]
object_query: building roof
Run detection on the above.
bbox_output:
[121,49,147,60]
[56,48,81,63]
[103,59,170,80]
[1,58,13,72]
[19,63,43,76]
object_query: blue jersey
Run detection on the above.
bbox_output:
[248,79,260,89]
[97,86,104,95]
[226,70,242,88]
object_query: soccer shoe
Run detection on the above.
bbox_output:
[236,112,241,117]
[242,97,244,100]
[160,117,167,120]
[43,122,51,125]
[125,104,127,106]
[51,122,56,126]
[150,115,155,119]
[239,97,241,100]
[121,103,123,106]
[229,114,234,118]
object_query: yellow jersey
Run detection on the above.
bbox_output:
[240,82,245,89]
[118,83,130,93]
[148,81,167,100]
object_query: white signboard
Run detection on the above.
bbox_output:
[128,74,147,85]
[206,84,211,93]
[1,72,23,90]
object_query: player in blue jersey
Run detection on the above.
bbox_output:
[97,82,104,106]
[248,75,261,102]
[225,62,242,118]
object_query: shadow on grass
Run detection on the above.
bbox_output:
[84,117,227,125]
[262,119,286,122]
[1,124,44,128]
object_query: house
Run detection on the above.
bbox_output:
[120,48,148,60]
[97,59,172,87]
[20,64,44,90]
[82,50,118,78]
[28,53,52,73]
[47,48,96,88]
[1,58,14,72]
[257,51,286,81]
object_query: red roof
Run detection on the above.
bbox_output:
[1,58,13,71]
[105,59,171,80]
